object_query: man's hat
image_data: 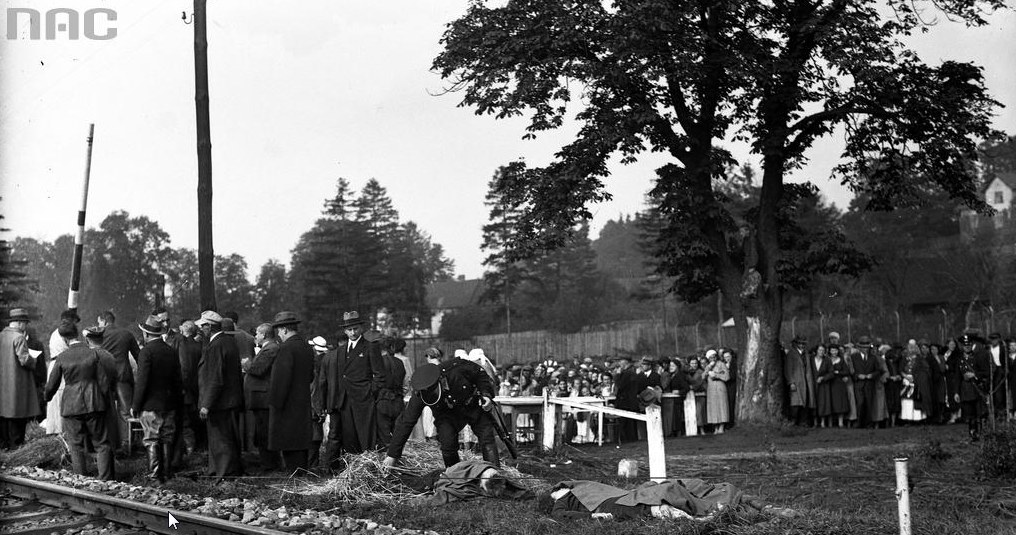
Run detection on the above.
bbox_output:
[961,334,975,345]
[412,363,442,391]
[989,332,1003,340]
[59,309,80,323]
[792,334,807,345]
[7,308,30,322]
[640,356,655,365]
[195,310,223,327]
[82,326,104,340]
[827,331,840,339]
[139,315,167,335]
[271,311,301,328]
[340,311,365,329]
[858,336,872,347]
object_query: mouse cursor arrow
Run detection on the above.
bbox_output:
[168,512,179,529]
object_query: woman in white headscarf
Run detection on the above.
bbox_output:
[704,349,729,434]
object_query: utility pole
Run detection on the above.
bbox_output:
[194,0,216,311]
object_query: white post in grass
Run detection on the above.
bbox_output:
[542,391,559,450]
[645,404,666,480]
[895,457,911,535]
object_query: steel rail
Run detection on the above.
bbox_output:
[0,474,288,535]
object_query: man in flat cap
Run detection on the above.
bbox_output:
[1,308,42,449]
[196,310,244,478]
[317,311,386,470]
[383,356,500,470]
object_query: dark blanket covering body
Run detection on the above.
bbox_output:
[559,478,747,517]
[420,460,532,505]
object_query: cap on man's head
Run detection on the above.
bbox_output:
[990,332,1003,341]
[412,363,442,391]
[83,326,104,340]
[792,334,807,345]
[961,334,974,345]
[7,308,30,322]
[195,310,223,327]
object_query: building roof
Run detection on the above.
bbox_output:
[986,171,1016,192]
[426,278,484,310]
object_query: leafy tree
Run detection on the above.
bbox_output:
[0,205,38,318]
[253,259,293,322]
[215,253,256,326]
[481,164,533,335]
[436,0,1002,422]
[163,247,201,323]
[980,135,1016,178]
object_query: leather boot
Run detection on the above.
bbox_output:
[146,444,163,482]
[160,443,174,481]
[481,442,501,469]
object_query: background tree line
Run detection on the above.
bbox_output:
[444,135,1016,341]
[1,178,452,339]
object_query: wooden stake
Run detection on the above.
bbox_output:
[895,457,911,535]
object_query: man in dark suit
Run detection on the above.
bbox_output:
[97,310,139,454]
[613,356,639,443]
[173,320,205,465]
[268,311,314,471]
[44,323,114,480]
[318,311,386,470]
[376,338,407,450]
[196,310,244,478]
[243,322,280,472]
[958,334,991,441]
[851,337,880,428]
[132,316,183,483]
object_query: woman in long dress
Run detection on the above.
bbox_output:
[704,350,729,434]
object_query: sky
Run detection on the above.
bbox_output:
[1,1,1014,282]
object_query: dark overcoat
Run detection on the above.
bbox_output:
[198,333,243,411]
[178,337,202,405]
[133,338,183,413]
[243,341,278,410]
[268,335,314,451]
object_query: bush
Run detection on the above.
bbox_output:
[977,422,1016,478]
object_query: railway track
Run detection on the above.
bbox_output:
[0,474,287,535]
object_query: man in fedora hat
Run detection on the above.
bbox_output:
[317,311,386,469]
[784,335,815,426]
[132,315,183,483]
[267,312,314,471]
[195,310,244,478]
[383,356,500,470]
[1,308,42,449]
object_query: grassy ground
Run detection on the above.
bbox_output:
[6,421,1016,534]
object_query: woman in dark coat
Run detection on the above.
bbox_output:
[812,345,834,427]
[827,345,851,427]
[721,349,737,426]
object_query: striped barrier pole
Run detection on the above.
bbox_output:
[67,123,94,312]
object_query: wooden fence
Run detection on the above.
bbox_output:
[401,307,1010,368]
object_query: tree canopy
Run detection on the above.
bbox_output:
[436,0,1004,421]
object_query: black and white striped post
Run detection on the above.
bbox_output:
[67,123,95,313]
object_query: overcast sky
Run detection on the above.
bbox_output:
[2,1,1014,281]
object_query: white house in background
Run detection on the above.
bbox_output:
[425,276,484,335]
[961,171,1016,235]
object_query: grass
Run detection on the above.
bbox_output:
[6,421,1016,534]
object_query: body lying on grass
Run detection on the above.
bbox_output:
[536,479,793,521]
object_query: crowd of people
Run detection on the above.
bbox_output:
[1,304,1008,484]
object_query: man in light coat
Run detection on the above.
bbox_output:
[1,308,41,449]
[784,335,815,425]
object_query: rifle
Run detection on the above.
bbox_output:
[485,401,519,459]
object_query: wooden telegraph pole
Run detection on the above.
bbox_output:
[194,0,216,311]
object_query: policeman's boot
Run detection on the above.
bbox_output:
[481,442,501,469]
[161,443,175,481]
[146,444,163,483]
